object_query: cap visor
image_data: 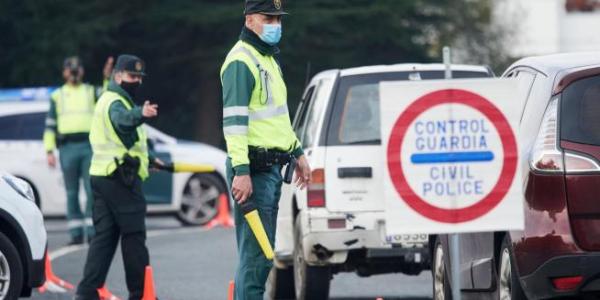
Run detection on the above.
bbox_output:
[261,10,289,16]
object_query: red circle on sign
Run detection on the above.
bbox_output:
[387,89,517,223]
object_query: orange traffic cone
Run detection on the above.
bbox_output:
[228,280,235,300]
[142,266,156,300]
[204,193,234,229]
[98,284,122,300]
[38,250,74,293]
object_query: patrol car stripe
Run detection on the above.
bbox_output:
[249,104,288,121]
[223,106,249,118]
[223,125,249,135]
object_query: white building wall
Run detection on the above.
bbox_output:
[496,0,600,57]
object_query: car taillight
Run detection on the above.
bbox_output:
[307,168,325,207]
[530,97,564,173]
[552,275,583,291]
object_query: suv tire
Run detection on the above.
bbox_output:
[267,265,295,300]
[497,234,527,300]
[293,217,330,300]
[0,231,23,299]
[433,236,452,300]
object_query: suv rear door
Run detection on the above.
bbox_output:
[324,70,493,213]
[558,71,600,251]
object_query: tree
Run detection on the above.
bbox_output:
[0,0,508,147]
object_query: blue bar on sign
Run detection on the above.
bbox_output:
[410,151,494,164]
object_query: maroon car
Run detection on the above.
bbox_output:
[432,52,600,300]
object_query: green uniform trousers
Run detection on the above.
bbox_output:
[76,175,149,300]
[226,158,282,300]
[58,141,94,239]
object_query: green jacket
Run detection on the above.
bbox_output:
[221,27,303,176]
[103,80,156,161]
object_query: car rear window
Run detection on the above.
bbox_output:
[560,75,600,146]
[327,70,492,146]
[0,112,46,140]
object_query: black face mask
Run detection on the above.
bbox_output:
[120,81,142,99]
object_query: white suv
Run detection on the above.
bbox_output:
[0,172,47,298]
[268,64,493,299]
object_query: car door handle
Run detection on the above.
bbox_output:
[338,167,372,178]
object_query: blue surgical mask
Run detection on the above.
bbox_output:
[260,24,282,46]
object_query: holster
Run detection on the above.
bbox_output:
[113,154,140,187]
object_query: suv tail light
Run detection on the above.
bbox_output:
[552,275,583,291]
[530,97,564,173]
[532,96,600,174]
[307,168,325,207]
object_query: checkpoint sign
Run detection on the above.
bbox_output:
[380,79,524,235]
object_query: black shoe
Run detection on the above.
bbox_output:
[68,236,84,246]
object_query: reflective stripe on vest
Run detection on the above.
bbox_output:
[89,91,149,180]
[55,84,95,134]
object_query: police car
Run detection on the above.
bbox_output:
[267,64,493,299]
[0,97,228,226]
[0,171,47,298]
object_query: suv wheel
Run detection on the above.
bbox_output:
[293,217,330,300]
[0,231,23,299]
[267,265,295,300]
[497,235,527,300]
[176,173,225,226]
[433,236,452,300]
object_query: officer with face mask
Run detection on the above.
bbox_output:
[75,54,161,300]
[43,56,113,245]
[221,1,312,299]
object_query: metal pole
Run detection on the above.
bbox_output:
[443,46,461,300]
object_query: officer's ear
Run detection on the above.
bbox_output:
[113,71,122,84]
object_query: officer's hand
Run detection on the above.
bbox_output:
[103,56,114,79]
[142,101,158,118]
[232,175,253,204]
[294,155,311,190]
[47,153,56,168]
[150,158,165,172]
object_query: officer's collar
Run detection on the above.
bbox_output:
[240,26,280,56]
[107,80,134,104]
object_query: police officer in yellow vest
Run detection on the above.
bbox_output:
[43,56,113,245]
[76,54,161,300]
[221,1,312,298]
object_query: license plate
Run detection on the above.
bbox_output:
[386,234,429,245]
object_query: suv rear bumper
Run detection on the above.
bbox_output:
[521,253,600,299]
[299,210,428,265]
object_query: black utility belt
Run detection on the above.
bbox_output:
[57,133,90,145]
[248,147,292,167]
[248,147,296,184]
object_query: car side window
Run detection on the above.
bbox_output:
[0,115,22,140]
[0,113,46,140]
[302,79,331,148]
[293,85,315,138]
[20,112,46,140]
[513,70,537,123]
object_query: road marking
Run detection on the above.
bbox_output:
[49,226,211,261]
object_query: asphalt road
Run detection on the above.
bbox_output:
[27,217,433,300]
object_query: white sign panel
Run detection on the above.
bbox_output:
[380,79,524,235]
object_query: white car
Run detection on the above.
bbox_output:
[0,171,47,298]
[0,100,228,226]
[267,63,494,299]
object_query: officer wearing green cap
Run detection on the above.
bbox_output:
[43,55,114,245]
[221,0,312,299]
[76,54,162,300]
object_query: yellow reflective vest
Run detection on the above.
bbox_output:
[220,41,301,174]
[89,91,149,180]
